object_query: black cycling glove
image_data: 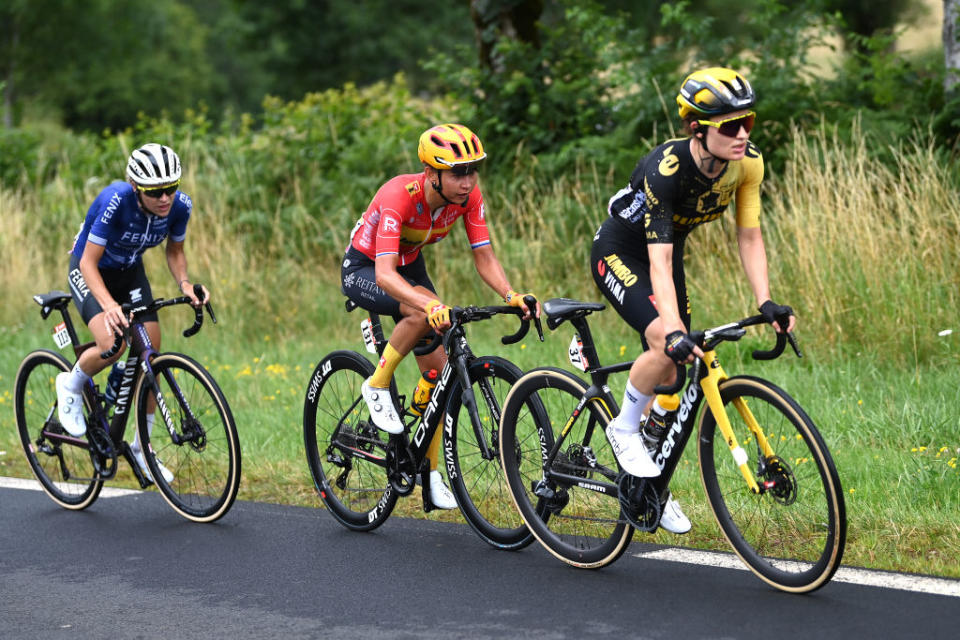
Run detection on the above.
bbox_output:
[759,300,793,331]
[664,330,696,363]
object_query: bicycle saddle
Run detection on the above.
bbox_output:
[543,298,605,331]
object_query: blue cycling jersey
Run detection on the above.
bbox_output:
[70,181,192,270]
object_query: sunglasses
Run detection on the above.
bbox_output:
[449,163,481,177]
[137,182,179,198]
[697,112,756,138]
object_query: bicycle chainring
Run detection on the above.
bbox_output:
[617,472,661,532]
[87,426,117,480]
[386,438,416,496]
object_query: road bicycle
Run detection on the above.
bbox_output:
[14,286,241,523]
[498,297,846,593]
[303,296,543,549]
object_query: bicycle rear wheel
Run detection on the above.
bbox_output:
[500,367,633,568]
[14,350,103,509]
[136,353,241,523]
[303,350,397,531]
[444,355,536,550]
[698,375,846,593]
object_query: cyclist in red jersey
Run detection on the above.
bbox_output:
[590,68,796,534]
[341,123,539,509]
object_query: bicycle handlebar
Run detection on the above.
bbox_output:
[100,284,216,359]
[654,315,802,394]
[416,296,544,356]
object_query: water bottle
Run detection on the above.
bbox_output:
[104,361,126,406]
[641,393,680,451]
[410,369,439,416]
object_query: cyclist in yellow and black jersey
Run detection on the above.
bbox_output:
[591,67,795,534]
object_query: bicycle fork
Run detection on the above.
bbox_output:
[699,350,775,495]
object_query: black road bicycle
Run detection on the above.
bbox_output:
[14,287,241,523]
[303,296,543,549]
[499,298,846,593]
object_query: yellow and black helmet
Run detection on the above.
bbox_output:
[417,124,486,170]
[676,67,755,119]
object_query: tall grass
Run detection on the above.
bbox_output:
[2,117,958,577]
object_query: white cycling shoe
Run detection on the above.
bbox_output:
[131,445,174,484]
[659,492,691,534]
[426,469,457,510]
[605,418,660,478]
[361,378,404,434]
[55,372,87,437]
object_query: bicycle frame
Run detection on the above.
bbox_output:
[33,290,210,483]
[541,312,785,504]
[335,310,503,486]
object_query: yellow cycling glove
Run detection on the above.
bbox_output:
[424,299,451,330]
[505,290,534,309]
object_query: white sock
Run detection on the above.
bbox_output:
[616,380,652,433]
[66,362,90,393]
[132,413,155,453]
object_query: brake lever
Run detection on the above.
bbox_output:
[190,284,217,324]
[522,294,544,342]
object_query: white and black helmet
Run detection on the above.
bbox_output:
[126,143,181,187]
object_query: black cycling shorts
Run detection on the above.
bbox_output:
[68,254,158,325]
[590,217,690,349]
[341,247,437,323]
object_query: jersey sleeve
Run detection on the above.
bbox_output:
[734,142,764,228]
[374,205,404,258]
[86,191,124,247]
[463,189,491,250]
[169,192,193,242]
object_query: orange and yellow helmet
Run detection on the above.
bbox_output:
[676,67,755,120]
[417,124,486,170]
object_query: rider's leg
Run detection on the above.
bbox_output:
[56,310,124,437]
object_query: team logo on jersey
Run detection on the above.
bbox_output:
[130,288,143,303]
[658,147,679,177]
[382,217,399,233]
[405,181,422,197]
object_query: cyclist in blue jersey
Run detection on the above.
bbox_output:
[56,143,209,484]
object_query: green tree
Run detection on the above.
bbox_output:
[1,0,212,131]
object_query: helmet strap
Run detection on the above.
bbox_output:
[693,127,724,174]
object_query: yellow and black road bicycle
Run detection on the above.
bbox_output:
[498,298,846,593]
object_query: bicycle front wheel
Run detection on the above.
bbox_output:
[444,355,534,550]
[15,350,103,509]
[698,375,846,593]
[136,353,241,523]
[500,367,633,568]
[303,350,397,531]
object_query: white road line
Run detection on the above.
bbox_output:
[1,475,141,498]
[634,548,960,597]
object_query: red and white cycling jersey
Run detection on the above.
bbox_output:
[348,173,491,266]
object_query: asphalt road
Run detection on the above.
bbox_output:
[1,484,956,640]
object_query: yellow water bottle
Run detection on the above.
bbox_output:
[410,369,439,416]
[641,393,680,450]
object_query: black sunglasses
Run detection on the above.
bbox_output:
[449,163,481,177]
[696,112,756,138]
[137,182,179,198]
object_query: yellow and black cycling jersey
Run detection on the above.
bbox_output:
[606,137,764,245]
